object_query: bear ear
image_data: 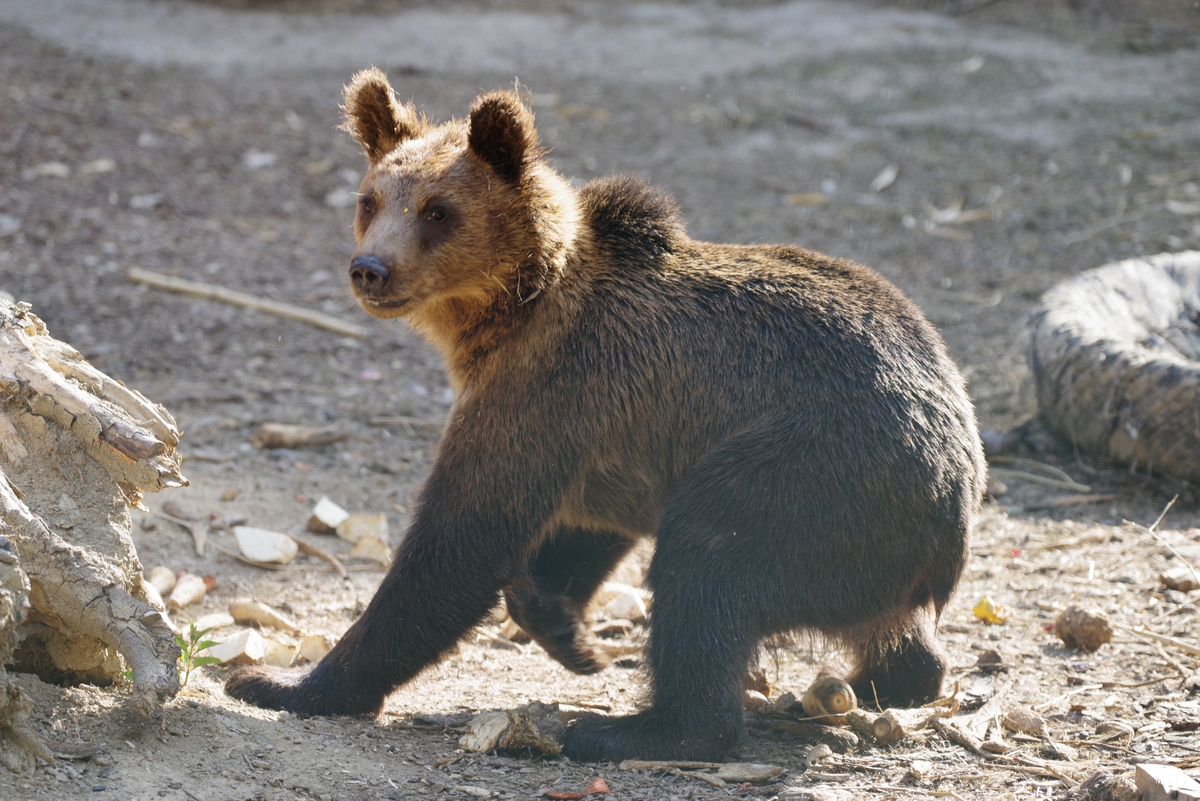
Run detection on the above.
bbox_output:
[467,91,539,184]
[342,68,423,163]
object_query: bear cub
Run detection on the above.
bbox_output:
[226,68,986,762]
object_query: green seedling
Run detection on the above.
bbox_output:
[175,622,221,686]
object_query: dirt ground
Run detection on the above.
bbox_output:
[2,0,1200,799]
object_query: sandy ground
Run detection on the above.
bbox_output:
[1,1,1200,799]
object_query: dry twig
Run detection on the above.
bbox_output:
[128,268,370,339]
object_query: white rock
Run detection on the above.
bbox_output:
[146,565,176,594]
[262,638,298,668]
[0,214,22,237]
[596,582,649,622]
[234,526,299,564]
[79,158,117,174]
[324,187,358,209]
[22,161,70,179]
[306,496,349,532]
[297,634,332,663]
[228,598,301,633]
[166,574,207,610]
[129,193,164,210]
[190,612,235,633]
[336,513,388,545]
[242,150,278,170]
[208,629,266,665]
[348,534,392,564]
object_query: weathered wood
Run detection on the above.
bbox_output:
[1030,250,1200,481]
[0,298,187,771]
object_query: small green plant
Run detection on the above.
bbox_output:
[175,622,221,686]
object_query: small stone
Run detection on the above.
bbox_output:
[595,582,648,622]
[233,526,299,564]
[220,488,240,502]
[348,534,392,564]
[208,628,266,665]
[805,744,833,768]
[166,574,207,610]
[1055,604,1114,651]
[324,187,358,209]
[307,497,350,533]
[744,689,771,712]
[129,193,164,210]
[23,161,70,179]
[1041,741,1078,761]
[79,158,117,174]
[974,649,1005,671]
[1003,707,1049,738]
[146,565,176,595]
[242,150,278,170]
[190,612,235,633]
[1161,566,1200,592]
[297,634,332,663]
[337,513,389,545]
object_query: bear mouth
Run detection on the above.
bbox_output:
[355,296,412,316]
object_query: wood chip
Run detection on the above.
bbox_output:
[1135,763,1200,801]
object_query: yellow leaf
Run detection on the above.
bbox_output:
[973,595,1008,624]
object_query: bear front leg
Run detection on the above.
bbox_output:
[225,522,512,715]
[226,410,575,716]
[505,526,637,674]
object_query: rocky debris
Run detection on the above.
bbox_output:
[1055,605,1114,652]
[233,526,299,564]
[228,598,301,633]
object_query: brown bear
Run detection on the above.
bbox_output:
[226,67,986,763]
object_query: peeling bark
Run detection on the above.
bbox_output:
[1030,251,1200,481]
[0,298,187,770]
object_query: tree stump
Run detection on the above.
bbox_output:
[0,298,187,771]
[1030,250,1200,481]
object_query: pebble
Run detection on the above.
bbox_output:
[337,513,389,545]
[324,187,357,209]
[234,526,299,564]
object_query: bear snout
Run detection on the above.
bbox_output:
[348,254,392,295]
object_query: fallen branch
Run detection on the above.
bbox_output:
[1113,622,1200,657]
[619,760,724,771]
[293,537,349,579]
[127,267,370,339]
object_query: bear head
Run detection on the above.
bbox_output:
[340,69,580,343]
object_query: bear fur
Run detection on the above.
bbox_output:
[225,67,986,762]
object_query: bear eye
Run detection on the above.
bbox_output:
[428,206,447,222]
[358,194,376,215]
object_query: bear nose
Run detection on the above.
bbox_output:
[349,255,391,295]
